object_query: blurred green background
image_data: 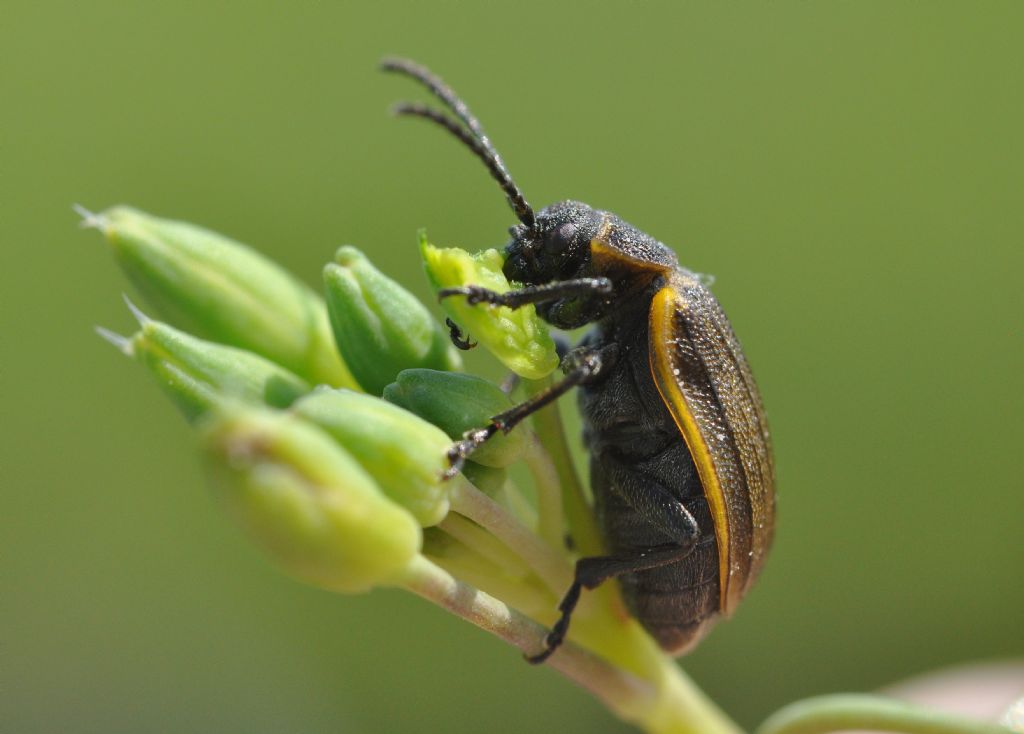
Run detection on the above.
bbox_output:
[3,2,1022,732]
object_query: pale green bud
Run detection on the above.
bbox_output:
[323,246,460,395]
[101,306,311,422]
[202,406,421,593]
[420,233,559,380]
[83,206,357,388]
[382,369,526,469]
[291,389,452,527]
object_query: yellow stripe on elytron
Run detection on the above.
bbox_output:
[648,286,731,611]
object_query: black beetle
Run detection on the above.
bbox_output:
[382,58,776,663]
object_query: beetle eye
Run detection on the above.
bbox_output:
[551,222,577,252]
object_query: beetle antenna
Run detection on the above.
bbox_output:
[381,58,536,230]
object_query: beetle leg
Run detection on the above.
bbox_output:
[527,462,700,663]
[439,277,613,310]
[525,542,697,664]
[442,345,616,478]
[444,317,477,350]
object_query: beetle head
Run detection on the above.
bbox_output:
[503,201,602,286]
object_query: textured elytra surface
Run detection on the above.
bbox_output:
[649,272,776,614]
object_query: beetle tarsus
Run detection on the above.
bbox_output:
[442,426,497,480]
[525,580,583,664]
[445,317,477,350]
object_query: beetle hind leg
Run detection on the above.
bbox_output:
[525,543,696,664]
[527,461,701,663]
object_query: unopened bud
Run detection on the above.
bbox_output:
[291,388,452,527]
[324,246,460,395]
[382,369,526,469]
[202,406,421,593]
[85,206,357,388]
[107,308,311,422]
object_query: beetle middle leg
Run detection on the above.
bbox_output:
[443,343,617,478]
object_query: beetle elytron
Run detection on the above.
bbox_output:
[382,58,776,663]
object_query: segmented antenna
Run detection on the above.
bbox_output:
[380,57,536,230]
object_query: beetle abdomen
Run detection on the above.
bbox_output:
[590,450,723,653]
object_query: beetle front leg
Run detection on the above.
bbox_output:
[439,277,613,310]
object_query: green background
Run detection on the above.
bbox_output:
[3,2,1022,732]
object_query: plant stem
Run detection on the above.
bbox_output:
[449,476,572,594]
[401,556,657,718]
[523,376,603,557]
[523,434,566,551]
[757,694,1013,734]
[438,513,534,578]
[401,555,743,734]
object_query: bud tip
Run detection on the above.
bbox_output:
[94,325,134,356]
[121,294,153,327]
[72,203,108,230]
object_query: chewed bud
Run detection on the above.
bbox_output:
[382,369,526,469]
[324,246,460,395]
[291,388,453,527]
[117,311,311,422]
[420,234,559,380]
[86,206,357,388]
[202,406,421,593]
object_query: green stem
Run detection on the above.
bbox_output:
[401,556,658,717]
[401,556,741,734]
[438,513,533,579]
[523,376,603,557]
[572,604,743,734]
[757,695,1012,734]
[449,477,572,595]
[423,549,550,618]
[523,433,566,551]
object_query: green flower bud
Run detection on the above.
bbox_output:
[323,246,460,395]
[420,234,558,380]
[82,205,357,388]
[291,389,452,527]
[382,369,526,468]
[101,304,311,422]
[203,406,421,593]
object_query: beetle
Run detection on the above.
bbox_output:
[382,58,775,664]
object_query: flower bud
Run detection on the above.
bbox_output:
[202,405,421,593]
[420,234,558,380]
[109,309,311,422]
[323,246,460,395]
[382,369,526,468]
[86,206,357,388]
[291,388,452,527]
